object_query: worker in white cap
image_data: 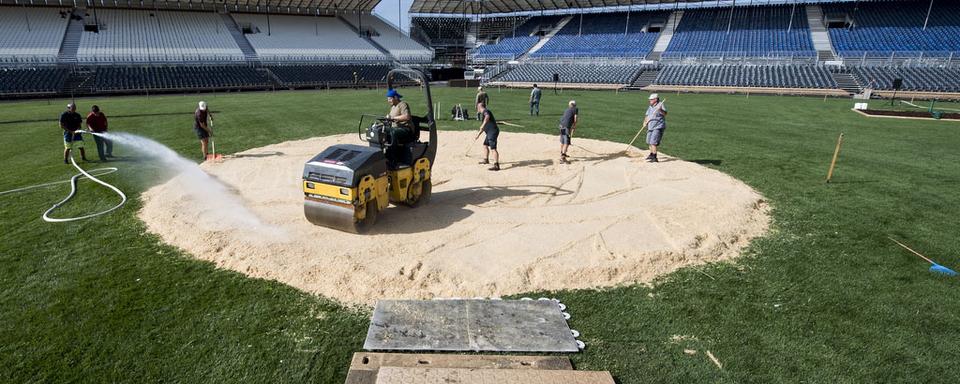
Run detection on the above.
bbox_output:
[194,101,211,159]
[558,100,578,163]
[643,93,667,163]
[475,86,489,121]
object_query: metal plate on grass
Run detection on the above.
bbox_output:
[363,299,578,352]
[374,367,615,384]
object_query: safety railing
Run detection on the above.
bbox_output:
[838,51,960,67]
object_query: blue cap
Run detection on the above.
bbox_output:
[386,89,402,98]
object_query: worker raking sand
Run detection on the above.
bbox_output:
[139,131,770,306]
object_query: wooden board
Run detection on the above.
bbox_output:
[345,353,572,384]
[374,367,616,384]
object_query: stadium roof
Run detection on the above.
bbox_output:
[0,0,382,14]
[411,0,866,16]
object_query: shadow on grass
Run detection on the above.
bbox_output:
[690,159,723,165]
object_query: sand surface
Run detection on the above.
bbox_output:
[140,131,769,306]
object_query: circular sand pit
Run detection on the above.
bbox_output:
[140,131,769,305]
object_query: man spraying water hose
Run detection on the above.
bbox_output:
[86,105,112,161]
[60,103,89,164]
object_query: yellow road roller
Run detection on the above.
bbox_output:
[302,68,437,233]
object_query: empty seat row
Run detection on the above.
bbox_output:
[93,66,270,91]
[266,64,392,85]
[825,1,960,57]
[0,7,70,60]
[496,64,647,84]
[655,65,836,88]
[846,66,960,92]
[77,9,244,62]
[665,5,815,57]
[344,15,433,63]
[231,13,385,61]
[0,67,67,94]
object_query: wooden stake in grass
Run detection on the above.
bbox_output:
[826,133,844,183]
[706,350,723,370]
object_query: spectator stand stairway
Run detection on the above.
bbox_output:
[58,8,84,64]
[629,67,660,89]
[519,15,574,60]
[337,16,398,63]
[648,11,684,60]
[220,12,259,62]
[61,68,95,96]
[830,70,861,95]
[805,5,836,61]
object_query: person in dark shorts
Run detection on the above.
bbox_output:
[86,105,112,161]
[195,101,211,159]
[475,103,500,171]
[643,93,668,163]
[558,100,578,164]
[60,103,88,163]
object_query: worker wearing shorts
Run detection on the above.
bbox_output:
[644,93,668,163]
[558,100,578,163]
[476,102,500,171]
[60,103,88,163]
[195,101,211,159]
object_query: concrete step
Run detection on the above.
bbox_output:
[652,10,683,53]
[830,71,861,94]
[58,8,85,63]
[219,13,258,61]
[632,69,660,87]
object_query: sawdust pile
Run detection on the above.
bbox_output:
[139,131,769,306]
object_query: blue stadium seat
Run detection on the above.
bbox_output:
[656,65,837,89]
[530,12,666,58]
[824,1,960,58]
[664,5,815,58]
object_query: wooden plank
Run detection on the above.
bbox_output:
[374,367,616,384]
[344,353,572,384]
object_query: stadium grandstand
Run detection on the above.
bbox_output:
[408,0,960,98]
[0,0,430,98]
[0,0,959,99]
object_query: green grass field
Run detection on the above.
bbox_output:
[2,87,959,383]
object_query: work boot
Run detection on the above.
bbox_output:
[488,163,500,171]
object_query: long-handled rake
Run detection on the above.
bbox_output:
[206,112,223,162]
[889,237,957,276]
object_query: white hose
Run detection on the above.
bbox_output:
[0,130,128,222]
[42,153,127,223]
